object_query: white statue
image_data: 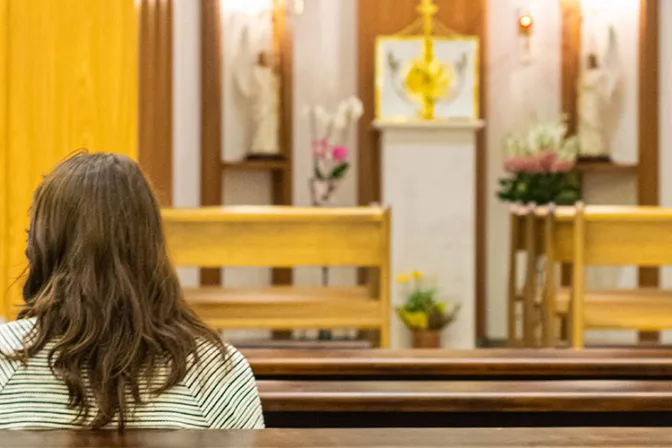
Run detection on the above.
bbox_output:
[234,13,282,158]
[578,25,620,159]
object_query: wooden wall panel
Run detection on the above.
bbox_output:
[637,0,660,289]
[200,0,223,286]
[0,0,138,318]
[560,0,581,136]
[357,0,488,342]
[139,0,173,206]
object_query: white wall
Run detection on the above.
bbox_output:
[173,0,202,288]
[292,0,358,288]
[486,0,562,339]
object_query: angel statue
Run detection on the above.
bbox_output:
[233,12,282,158]
[578,25,620,160]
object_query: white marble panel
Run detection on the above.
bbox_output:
[380,124,480,349]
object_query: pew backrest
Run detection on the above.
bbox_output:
[162,206,391,268]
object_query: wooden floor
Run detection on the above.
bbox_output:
[3,428,672,447]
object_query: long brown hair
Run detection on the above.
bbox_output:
[10,152,225,430]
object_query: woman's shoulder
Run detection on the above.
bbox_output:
[188,339,251,381]
[0,318,36,354]
[185,340,264,429]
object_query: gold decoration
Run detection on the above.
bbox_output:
[404,0,451,120]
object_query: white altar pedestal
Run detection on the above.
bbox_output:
[375,119,485,349]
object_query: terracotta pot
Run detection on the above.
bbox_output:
[412,330,441,349]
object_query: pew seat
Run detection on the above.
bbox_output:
[244,348,672,379]
[555,289,672,329]
[260,379,672,427]
[258,379,672,413]
[4,428,672,448]
[184,286,382,329]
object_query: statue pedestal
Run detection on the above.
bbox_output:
[375,119,485,349]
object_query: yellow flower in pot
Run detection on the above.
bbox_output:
[395,271,461,349]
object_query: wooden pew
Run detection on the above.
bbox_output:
[507,206,546,347]
[545,205,672,348]
[162,206,391,347]
[4,428,672,448]
[244,348,672,380]
[258,379,672,428]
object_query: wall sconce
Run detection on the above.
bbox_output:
[517,10,534,61]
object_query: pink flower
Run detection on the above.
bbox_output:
[504,156,525,172]
[332,146,348,162]
[550,158,575,173]
[505,156,540,173]
[538,152,558,172]
[312,139,329,158]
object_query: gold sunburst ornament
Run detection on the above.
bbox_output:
[403,0,452,120]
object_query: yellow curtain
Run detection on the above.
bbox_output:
[0,0,139,320]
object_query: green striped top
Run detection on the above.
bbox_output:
[0,318,265,429]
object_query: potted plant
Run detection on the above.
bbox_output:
[497,117,581,205]
[396,271,460,349]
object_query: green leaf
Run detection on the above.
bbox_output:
[330,162,349,180]
[496,171,583,205]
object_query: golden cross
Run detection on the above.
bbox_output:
[419,0,438,119]
[418,0,438,38]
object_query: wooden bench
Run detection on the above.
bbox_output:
[244,348,672,380]
[545,205,672,348]
[4,428,672,447]
[162,207,391,346]
[259,379,672,427]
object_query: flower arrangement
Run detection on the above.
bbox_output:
[304,96,364,206]
[497,118,581,205]
[396,271,460,332]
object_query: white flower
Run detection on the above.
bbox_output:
[345,96,364,122]
[332,111,348,131]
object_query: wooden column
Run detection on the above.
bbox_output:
[138,0,173,206]
[200,0,223,286]
[637,0,660,343]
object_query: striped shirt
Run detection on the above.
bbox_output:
[0,318,264,429]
